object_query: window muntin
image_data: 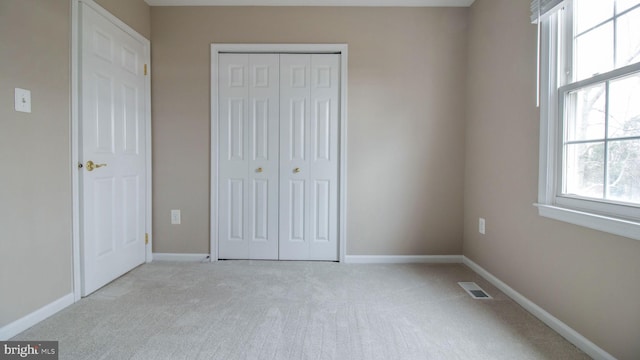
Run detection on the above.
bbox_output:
[557,0,640,217]
[570,0,640,82]
[560,74,640,207]
[609,73,640,138]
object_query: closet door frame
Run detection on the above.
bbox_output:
[210,44,348,262]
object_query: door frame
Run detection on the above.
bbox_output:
[71,0,152,300]
[210,44,348,262]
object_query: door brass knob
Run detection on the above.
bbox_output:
[294,167,301,173]
[257,167,263,173]
[86,160,107,172]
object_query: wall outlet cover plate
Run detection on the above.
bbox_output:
[15,88,32,113]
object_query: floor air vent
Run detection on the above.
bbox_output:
[458,282,493,299]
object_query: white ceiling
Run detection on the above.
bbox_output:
[144,0,475,7]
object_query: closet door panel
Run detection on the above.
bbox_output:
[309,54,339,261]
[279,54,312,260]
[279,54,339,261]
[219,53,279,260]
[247,54,279,260]
[219,54,250,259]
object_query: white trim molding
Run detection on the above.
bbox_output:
[71,0,81,303]
[0,293,74,340]
[152,253,211,262]
[210,43,349,263]
[462,256,616,360]
[344,255,463,264]
[535,203,640,241]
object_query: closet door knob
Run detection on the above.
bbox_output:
[294,167,301,173]
[256,167,263,173]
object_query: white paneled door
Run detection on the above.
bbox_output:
[218,53,339,261]
[219,54,280,259]
[80,3,147,295]
[279,54,339,260]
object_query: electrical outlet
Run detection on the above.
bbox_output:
[479,218,486,235]
[171,209,181,225]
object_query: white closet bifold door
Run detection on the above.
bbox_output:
[219,53,339,261]
[279,54,339,261]
[219,54,279,260]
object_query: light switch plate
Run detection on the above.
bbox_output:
[171,209,181,225]
[15,88,32,113]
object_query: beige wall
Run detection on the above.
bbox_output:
[94,0,151,39]
[1,1,638,357]
[0,0,72,327]
[464,0,640,359]
[0,0,149,328]
[151,6,469,255]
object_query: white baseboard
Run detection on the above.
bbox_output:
[152,253,210,262]
[462,256,616,360]
[344,255,463,264]
[0,293,74,340]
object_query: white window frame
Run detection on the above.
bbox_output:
[536,1,640,241]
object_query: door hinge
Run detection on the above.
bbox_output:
[144,64,148,76]
[145,233,149,245]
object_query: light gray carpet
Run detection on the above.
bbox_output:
[13,261,590,359]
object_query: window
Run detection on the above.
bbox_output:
[536,0,640,240]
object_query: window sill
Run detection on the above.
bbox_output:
[534,203,640,241]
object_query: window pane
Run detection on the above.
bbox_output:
[616,0,640,14]
[566,84,606,141]
[575,23,614,81]
[609,72,640,138]
[607,139,640,203]
[565,142,605,198]
[616,7,640,67]
[575,0,614,34]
